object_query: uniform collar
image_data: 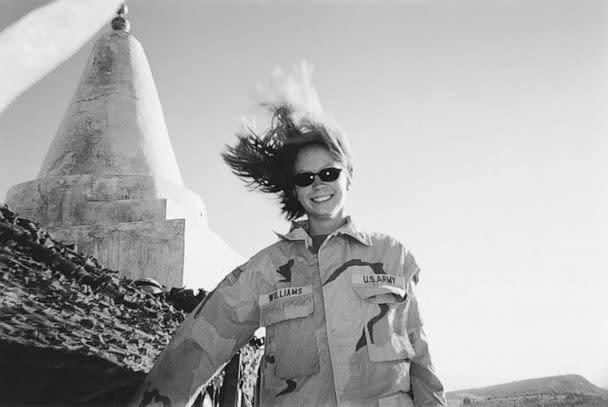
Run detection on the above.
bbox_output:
[275,216,371,246]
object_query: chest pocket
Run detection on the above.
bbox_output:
[352,270,415,363]
[259,285,319,379]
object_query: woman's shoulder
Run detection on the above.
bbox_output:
[357,231,420,278]
[359,230,412,253]
[241,239,292,271]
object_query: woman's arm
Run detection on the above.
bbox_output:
[127,265,260,407]
[400,246,447,407]
[407,286,448,407]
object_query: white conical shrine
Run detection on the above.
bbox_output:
[6,7,243,289]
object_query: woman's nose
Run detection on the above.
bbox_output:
[311,174,324,187]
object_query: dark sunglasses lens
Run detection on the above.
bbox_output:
[294,168,342,186]
[319,168,342,182]
[294,173,315,187]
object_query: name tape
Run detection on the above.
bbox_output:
[354,274,404,287]
[259,285,312,306]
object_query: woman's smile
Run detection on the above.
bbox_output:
[310,194,333,203]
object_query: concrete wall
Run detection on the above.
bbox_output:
[5,174,207,227]
[47,217,244,290]
[50,219,186,288]
[6,174,244,290]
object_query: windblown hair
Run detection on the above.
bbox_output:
[223,105,353,220]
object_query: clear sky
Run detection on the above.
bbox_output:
[1,0,607,391]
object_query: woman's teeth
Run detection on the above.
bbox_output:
[311,195,332,203]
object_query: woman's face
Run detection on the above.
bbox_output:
[293,144,349,222]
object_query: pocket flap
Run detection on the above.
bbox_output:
[379,392,415,407]
[259,285,313,326]
[351,269,406,303]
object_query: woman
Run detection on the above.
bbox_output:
[129,64,446,407]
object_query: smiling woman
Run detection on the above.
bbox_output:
[127,63,447,407]
[293,145,349,235]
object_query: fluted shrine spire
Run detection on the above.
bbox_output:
[38,3,184,186]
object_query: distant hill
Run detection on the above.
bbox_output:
[447,375,608,407]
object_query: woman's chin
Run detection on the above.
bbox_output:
[306,208,345,222]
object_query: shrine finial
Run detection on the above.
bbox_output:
[111,4,130,32]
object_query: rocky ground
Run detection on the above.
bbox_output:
[447,375,608,407]
[448,394,607,407]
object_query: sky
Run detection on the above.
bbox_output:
[1,0,607,392]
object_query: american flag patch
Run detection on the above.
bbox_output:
[222,267,243,286]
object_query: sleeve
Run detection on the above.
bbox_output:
[403,249,448,407]
[127,261,261,407]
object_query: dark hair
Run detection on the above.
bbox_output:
[223,106,353,220]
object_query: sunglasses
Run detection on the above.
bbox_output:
[293,167,343,187]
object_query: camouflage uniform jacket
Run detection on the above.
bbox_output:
[132,217,447,407]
